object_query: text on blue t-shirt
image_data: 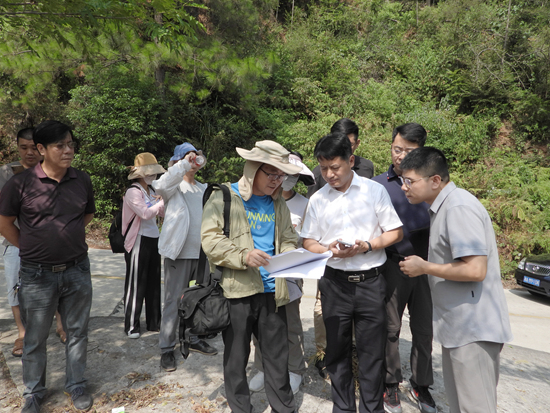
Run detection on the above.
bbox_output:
[231,182,275,292]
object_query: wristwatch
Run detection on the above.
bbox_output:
[363,240,372,254]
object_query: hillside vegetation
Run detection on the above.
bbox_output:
[1,0,549,275]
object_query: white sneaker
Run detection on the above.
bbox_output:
[249,371,265,392]
[127,332,140,339]
[289,372,302,394]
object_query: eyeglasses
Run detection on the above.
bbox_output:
[392,146,417,156]
[51,141,77,151]
[259,167,288,182]
[402,175,434,188]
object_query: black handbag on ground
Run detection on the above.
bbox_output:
[178,183,231,359]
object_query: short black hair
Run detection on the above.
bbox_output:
[33,121,74,147]
[331,118,359,142]
[16,128,34,143]
[392,123,427,147]
[314,132,352,161]
[400,147,450,183]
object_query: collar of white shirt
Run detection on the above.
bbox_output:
[326,171,360,195]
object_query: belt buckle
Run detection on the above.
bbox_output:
[348,275,362,282]
[52,264,67,272]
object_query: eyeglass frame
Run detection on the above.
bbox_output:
[50,141,77,151]
[402,174,435,188]
[259,167,288,182]
[391,145,417,156]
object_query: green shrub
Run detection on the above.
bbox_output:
[67,70,179,217]
[397,101,500,165]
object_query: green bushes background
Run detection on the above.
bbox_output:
[1,0,549,276]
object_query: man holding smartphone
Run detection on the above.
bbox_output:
[302,133,403,413]
[399,147,512,413]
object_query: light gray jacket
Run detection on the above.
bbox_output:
[153,160,204,260]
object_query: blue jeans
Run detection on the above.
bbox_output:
[18,256,93,398]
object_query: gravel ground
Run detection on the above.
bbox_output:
[1,309,549,412]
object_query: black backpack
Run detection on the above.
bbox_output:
[178,183,231,359]
[108,184,139,253]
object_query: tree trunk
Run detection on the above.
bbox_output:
[502,0,512,74]
[154,12,166,100]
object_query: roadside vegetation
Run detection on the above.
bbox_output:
[1,0,549,275]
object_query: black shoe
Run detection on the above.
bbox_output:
[161,351,177,372]
[65,387,93,411]
[409,379,437,413]
[315,358,328,379]
[383,383,402,413]
[21,395,42,413]
[189,339,218,355]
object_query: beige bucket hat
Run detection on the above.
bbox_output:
[236,141,302,175]
[127,152,166,180]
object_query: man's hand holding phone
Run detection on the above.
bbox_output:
[329,238,360,258]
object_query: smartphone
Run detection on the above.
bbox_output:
[337,239,354,248]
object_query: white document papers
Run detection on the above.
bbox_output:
[264,248,332,280]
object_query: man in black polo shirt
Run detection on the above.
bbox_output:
[372,123,436,413]
[0,121,96,413]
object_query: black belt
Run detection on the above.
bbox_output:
[21,253,88,273]
[326,265,384,283]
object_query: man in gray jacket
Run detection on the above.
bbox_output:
[153,143,217,373]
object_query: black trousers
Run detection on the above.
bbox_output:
[222,293,295,413]
[319,267,387,413]
[123,235,161,334]
[384,259,433,386]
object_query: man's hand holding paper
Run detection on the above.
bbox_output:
[264,248,333,279]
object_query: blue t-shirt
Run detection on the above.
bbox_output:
[231,183,275,292]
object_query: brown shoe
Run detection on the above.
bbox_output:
[12,337,23,357]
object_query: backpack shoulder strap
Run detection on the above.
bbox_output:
[122,184,141,236]
[197,184,231,285]
[202,184,230,232]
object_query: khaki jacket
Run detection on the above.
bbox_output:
[201,183,298,307]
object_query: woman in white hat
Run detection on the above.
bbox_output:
[122,153,165,339]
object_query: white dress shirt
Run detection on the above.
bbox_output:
[301,172,402,271]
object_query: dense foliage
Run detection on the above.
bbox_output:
[1,0,549,275]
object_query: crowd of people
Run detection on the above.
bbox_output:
[0,118,512,413]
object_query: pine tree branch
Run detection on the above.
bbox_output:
[0,12,131,20]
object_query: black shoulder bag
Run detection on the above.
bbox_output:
[178,184,231,359]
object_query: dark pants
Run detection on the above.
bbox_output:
[384,259,433,386]
[124,235,161,334]
[19,256,92,398]
[320,266,387,413]
[222,293,295,413]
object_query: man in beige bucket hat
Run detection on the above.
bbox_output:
[201,140,301,413]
